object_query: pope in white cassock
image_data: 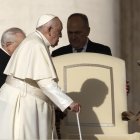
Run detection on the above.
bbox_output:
[0,14,80,140]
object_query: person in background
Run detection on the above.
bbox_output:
[0,14,80,140]
[0,27,26,87]
[51,13,112,139]
[51,13,112,56]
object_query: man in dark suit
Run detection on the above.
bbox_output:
[0,27,26,87]
[51,13,112,57]
[51,13,112,139]
[0,47,10,87]
[52,40,112,56]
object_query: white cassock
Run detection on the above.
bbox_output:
[0,31,73,140]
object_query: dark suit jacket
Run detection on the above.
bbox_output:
[0,48,10,87]
[51,40,112,57]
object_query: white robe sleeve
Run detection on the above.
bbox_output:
[37,78,73,112]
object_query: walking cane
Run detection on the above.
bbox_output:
[76,110,82,140]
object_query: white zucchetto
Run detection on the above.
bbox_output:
[36,14,56,28]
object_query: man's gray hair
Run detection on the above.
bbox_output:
[1,27,25,47]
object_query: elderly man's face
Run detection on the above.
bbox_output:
[67,16,90,49]
[50,19,63,47]
[4,32,25,56]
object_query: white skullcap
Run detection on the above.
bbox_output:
[36,14,56,28]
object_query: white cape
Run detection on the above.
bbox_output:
[4,31,57,80]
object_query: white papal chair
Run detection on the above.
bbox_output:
[52,53,140,140]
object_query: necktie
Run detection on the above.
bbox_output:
[75,48,83,52]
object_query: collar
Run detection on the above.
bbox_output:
[35,30,51,46]
[0,47,10,55]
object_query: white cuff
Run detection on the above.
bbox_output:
[37,78,73,111]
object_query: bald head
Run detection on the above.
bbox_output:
[68,13,89,28]
[36,14,63,47]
